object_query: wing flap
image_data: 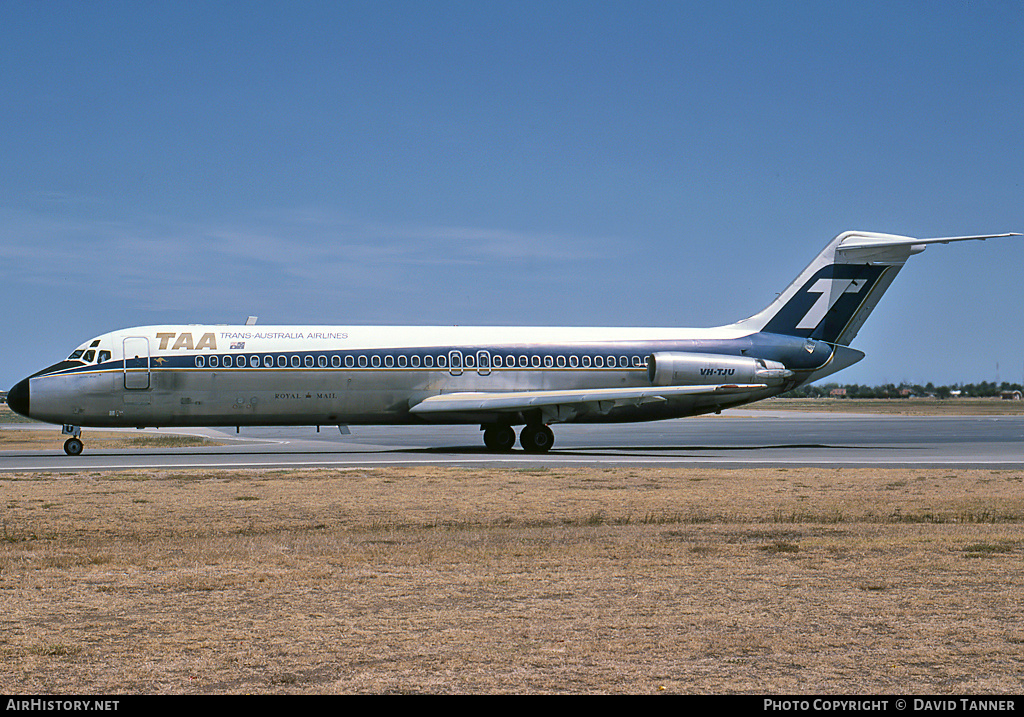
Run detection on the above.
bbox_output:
[409,383,767,416]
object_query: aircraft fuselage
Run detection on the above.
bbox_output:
[11,325,831,430]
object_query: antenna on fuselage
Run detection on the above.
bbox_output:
[246,316,258,325]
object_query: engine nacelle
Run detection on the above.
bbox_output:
[647,352,793,386]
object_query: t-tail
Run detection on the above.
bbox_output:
[728,231,1021,347]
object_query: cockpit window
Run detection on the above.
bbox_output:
[68,350,85,360]
[98,350,111,363]
[82,350,96,362]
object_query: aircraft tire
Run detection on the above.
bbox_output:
[483,425,517,452]
[64,437,84,456]
[520,425,554,453]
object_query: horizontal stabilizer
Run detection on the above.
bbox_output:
[837,233,1021,262]
[838,233,1021,252]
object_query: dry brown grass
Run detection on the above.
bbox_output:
[1,466,1023,694]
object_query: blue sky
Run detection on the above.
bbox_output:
[2,1,1022,390]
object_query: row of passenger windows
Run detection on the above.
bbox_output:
[193,352,649,370]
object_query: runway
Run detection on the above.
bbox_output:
[3,410,1024,471]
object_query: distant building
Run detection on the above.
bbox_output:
[1001,390,1022,401]
[829,388,847,397]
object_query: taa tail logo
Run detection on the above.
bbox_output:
[761,264,888,342]
[796,277,866,330]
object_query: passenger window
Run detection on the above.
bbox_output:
[358,355,367,368]
[371,355,380,368]
[531,356,541,368]
[345,355,355,368]
[493,355,502,368]
[319,355,328,368]
[543,356,553,368]
[423,355,433,367]
[332,355,341,368]
[250,356,260,368]
[411,355,421,367]
[582,355,591,367]
[278,355,287,368]
[209,355,219,368]
[305,355,315,368]
[223,355,233,368]
[195,356,205,368]
[398,355,407,368]
[264,356,274,368]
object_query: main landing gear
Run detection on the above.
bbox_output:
[482,425,517,451]
[482,424,555,453]
[62,425,84,456]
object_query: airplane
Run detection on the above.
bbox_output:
[5,230,1019,456]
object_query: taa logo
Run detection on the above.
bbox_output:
[796,278,865,330]
[155,332,218,351]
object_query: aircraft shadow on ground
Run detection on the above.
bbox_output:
[409,443,905,456]
[3,442,908,460]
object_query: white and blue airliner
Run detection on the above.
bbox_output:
[6,230,1018,455]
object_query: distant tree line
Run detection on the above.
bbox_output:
[782,381,1024,400]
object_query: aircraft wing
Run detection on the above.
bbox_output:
[409,383,767,422]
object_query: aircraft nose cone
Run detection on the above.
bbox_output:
[6,378,30,418]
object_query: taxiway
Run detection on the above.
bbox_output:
[2,410,1023,472]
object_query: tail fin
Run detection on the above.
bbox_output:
[728,231,1020,346]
